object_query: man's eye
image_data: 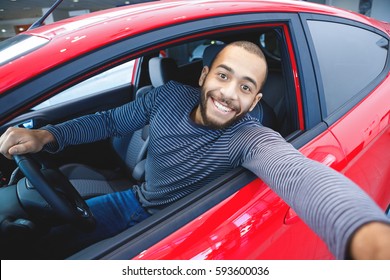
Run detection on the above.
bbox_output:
[218,73,227,80]
[241,85,251,92]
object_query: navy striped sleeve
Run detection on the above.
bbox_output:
[42,86,158,152]
[239,126,390,259]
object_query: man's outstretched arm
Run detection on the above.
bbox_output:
[238,126,390,259]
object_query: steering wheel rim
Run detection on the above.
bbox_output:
[13,154,96,231]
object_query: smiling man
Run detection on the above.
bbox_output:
[1,41,390,260]
[193,42,266,129]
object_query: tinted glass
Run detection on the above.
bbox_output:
[307,20,388,115]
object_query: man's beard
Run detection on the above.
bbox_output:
[199,87,245,130]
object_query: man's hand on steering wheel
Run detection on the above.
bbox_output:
[0,127,95,231]
[0,127,54,159]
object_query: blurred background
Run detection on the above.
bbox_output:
[0,0,389,41]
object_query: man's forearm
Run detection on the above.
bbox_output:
[41,111,121,152]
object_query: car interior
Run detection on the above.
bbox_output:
[0,27,300,259]
[63,38,285,200]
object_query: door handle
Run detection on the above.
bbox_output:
[320,154,336,166]
[284,207,299,225]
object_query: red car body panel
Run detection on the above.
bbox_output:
[0,0,389,260]
[331,76,390,210]
[134,181,333,259]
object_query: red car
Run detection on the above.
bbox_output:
[0,0,389,260]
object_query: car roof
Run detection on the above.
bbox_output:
[28,0,381,39]
[0,0,387,94]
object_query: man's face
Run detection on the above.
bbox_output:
[196,45,267,129]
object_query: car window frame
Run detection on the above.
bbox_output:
[0,13,306,126]
[1,12,327,148]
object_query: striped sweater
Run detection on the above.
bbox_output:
[43,81,389,259]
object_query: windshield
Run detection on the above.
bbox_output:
[0,34,49,65]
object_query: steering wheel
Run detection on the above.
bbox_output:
[13,154,96,231]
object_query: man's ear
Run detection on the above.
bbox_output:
[198,66,209,87]
[249,93,263,112]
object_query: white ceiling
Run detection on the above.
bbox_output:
[0,0,157,21]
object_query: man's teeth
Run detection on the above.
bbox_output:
[214,100,232,112]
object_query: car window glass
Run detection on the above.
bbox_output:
[32,60,135,110]
[0,34,49,65]
[307,20,388,115]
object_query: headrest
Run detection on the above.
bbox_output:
[249,102,263,122]
[249,99,278,130]
[202,44,226,67]
[148,57,179,87]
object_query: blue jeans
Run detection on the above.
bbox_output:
[42,188,150,258]
[86,188,150,241]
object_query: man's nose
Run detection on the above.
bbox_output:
[220,82,237,99]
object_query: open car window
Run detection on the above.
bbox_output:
[142,29,299,138]
[23,26,300,140]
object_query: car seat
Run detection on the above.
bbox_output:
[60,57,177,199]
[260,69,289,135]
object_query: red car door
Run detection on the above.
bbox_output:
[303,17,390,212]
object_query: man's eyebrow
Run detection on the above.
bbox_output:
[216,64,258,89]
[217,64,233,73]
